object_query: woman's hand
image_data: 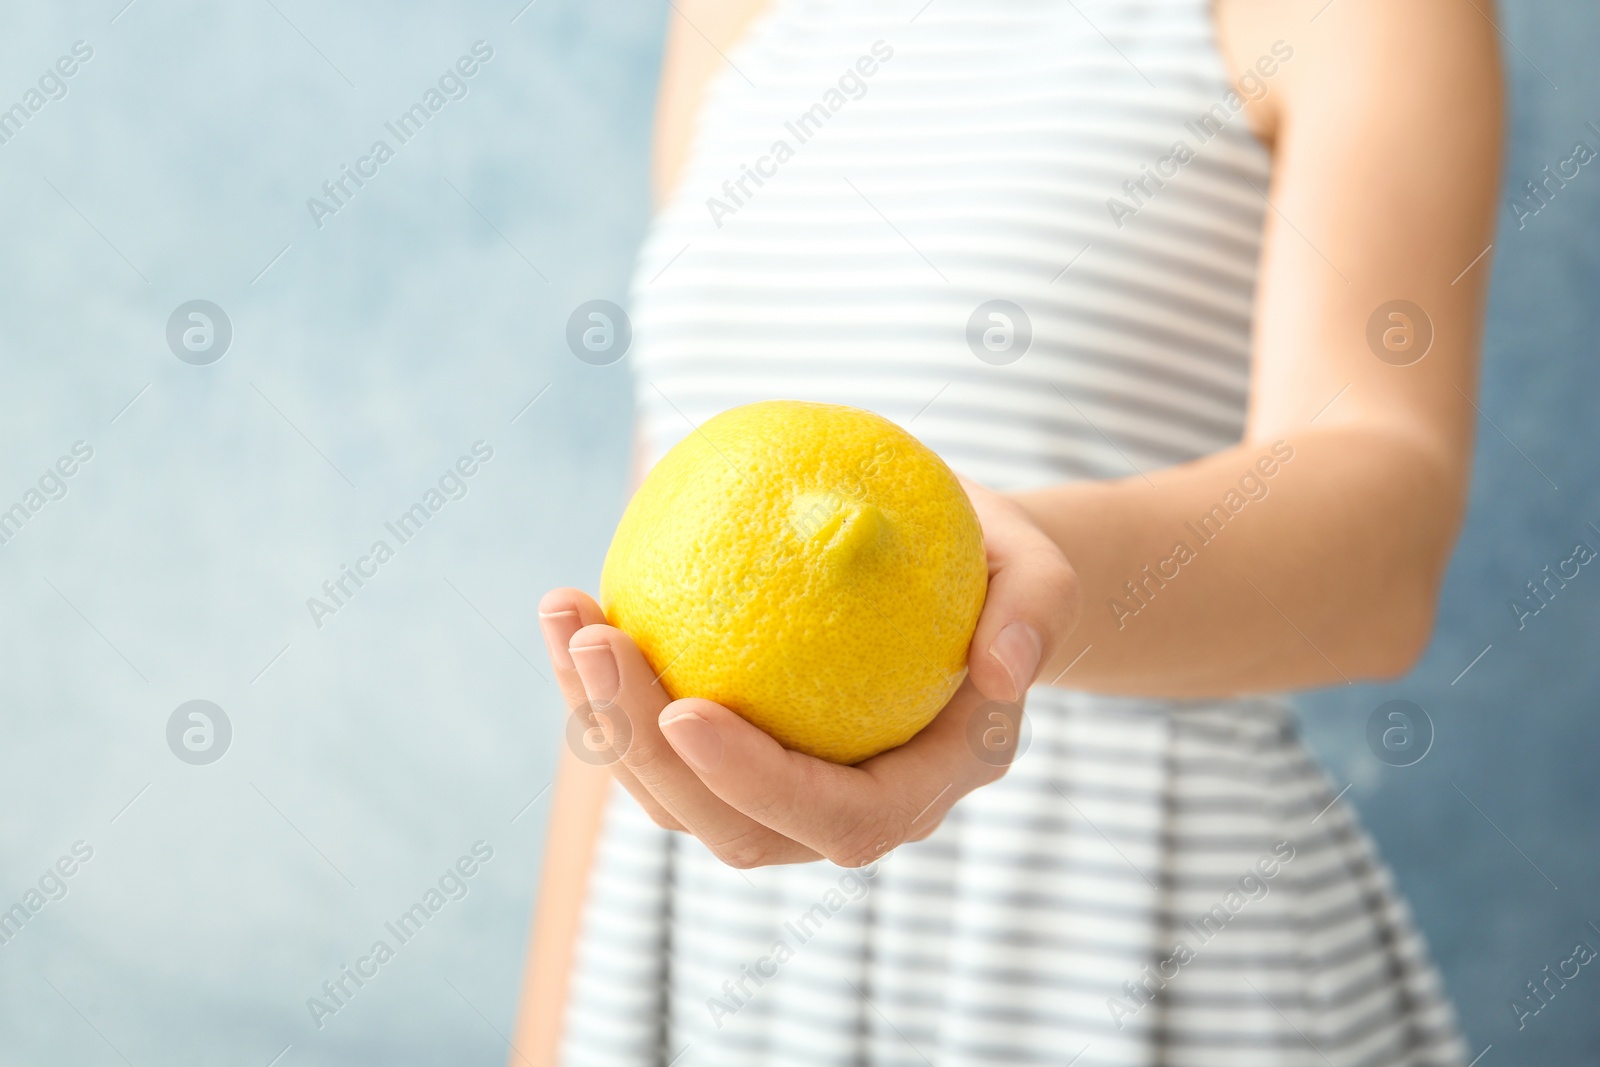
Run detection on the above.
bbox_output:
[537,480,1080,869]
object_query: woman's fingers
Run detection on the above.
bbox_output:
[537,587,605,708]
[539,578,1030,870]
[537,589,685,832]
[569,622,820,867]
[661,679,1012,867]
[961,481,1082,703]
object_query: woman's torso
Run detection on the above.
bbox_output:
[559,4,1469,1064]
[628,0,1272,487]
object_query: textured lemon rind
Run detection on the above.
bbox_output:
[600,400,988,765]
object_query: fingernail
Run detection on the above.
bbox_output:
[539,609,581,671]
[570,641,620,705]
[989,621,1042,701]
[660,709,723,772]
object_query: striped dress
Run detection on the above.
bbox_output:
[561,1,1467,1063]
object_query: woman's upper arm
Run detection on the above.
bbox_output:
[651,0,772,205]
[508,745,614,1066]
[1224,0,1503,485]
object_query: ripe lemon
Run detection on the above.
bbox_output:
[600,400,988,764]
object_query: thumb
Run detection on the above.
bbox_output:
[962,483,1081,703]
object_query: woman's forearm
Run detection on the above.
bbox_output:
[1013,424,1466,697]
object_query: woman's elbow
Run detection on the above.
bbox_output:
[1361,590,1439,681]
[1355,532,1459,682]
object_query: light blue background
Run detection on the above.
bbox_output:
[0,1,1594,1064]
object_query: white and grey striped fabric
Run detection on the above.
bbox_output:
[561,1,1467,1063]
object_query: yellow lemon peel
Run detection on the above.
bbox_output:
[600,400,988,764]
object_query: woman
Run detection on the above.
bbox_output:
[517,0,1500,1062]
